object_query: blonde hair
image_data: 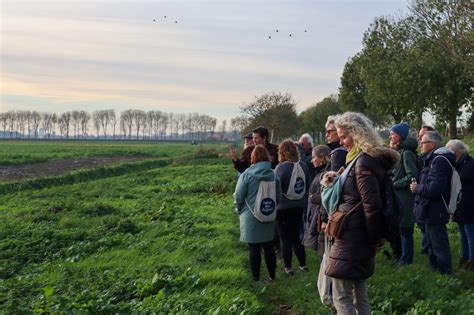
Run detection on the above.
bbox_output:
[335,112,382,152]
[278,139,299,162]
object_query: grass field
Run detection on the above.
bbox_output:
[1,140,473,313]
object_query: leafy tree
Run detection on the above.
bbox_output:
[240,92,298,143]
[298,95,342,138]
[360,16,428,126]
[407,0,472,139]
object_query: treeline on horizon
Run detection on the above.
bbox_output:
[0,109,221,141]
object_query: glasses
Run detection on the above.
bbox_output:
[420,141,433,145]
[325,129,336,134]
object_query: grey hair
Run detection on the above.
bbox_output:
[335,112,382,152]
[299,133,313,146]
[312,144,331,157]
[423,131,442,146]
[446,139,470,154]
[325,115,340,129]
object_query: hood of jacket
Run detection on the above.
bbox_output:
[401,137,418,153]
[366,146,400,171]
[433,147,456,166]
[245,161,274,180]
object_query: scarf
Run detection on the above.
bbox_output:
[346,145,361,164]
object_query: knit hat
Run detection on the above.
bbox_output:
[390,123,410,140]
[244,133,253,139]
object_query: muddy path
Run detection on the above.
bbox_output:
[0,156,154,181]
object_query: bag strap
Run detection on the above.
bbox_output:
[432,155,454,210]
[339,153,362,187]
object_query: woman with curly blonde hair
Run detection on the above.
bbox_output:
[275,139,311,275]
[324,112,399,314]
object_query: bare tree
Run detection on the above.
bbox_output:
[72,110,81,138]
[99,109,114,139]
[109,110,117,139]
[59,112,72,139]
[41,113,53,139]
[16,111,27,138]
[0,112,8,138]
[151,111,162,140]
[219,119,227,140]
[92,110,101,138]
[7,111,16,138]
[160,113,169,139]
[31,111,42,139]
[79,111,91,138]
[51,113,58,138]
[132,110,146,140]
[120,110,134,140]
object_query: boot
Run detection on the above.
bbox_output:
[459,257,468,269]
[467,261,474,272]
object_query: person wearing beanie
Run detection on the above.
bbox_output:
[389,122,419,265]
[390,122,410,140]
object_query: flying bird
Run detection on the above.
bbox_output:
[153,19,156,22]
[268,36,272,39]
[175,21,178,23]
[289,34,292,37]
[304,30,307,32]
[164,15,167,18]
[276,29,279,32]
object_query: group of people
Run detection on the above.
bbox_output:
[230,112,473,314]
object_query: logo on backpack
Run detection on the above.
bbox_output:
[245,180,277,222]
[260,197,276,216]
[283,162,306,200]
[435,155,462,215]
[294,177,305,195]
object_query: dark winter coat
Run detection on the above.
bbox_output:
[453,154,474,224]
[302,165,327,252]
[297,143,315,181]
[232,142,279,173]
[275,161,311,211]
[391,137,418,227]
[325,147,399,280]
[327,141,347,172]
[414,147,455,225]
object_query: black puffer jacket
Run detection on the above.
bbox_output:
[325,147,399,280]
[453,154,474,224]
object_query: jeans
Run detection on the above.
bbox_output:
[426,224,452,275]
[458,223,474,261]
[332,278,371,315]
[276,207,306,269]
[417,222,428,254]
[399,226,414,265]
[248,241,276,281]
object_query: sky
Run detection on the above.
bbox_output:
[1,0,408,123]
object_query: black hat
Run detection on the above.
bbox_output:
[244,133,253,139]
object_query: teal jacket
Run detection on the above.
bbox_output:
[391,137,419,227]
[233,161,281,243]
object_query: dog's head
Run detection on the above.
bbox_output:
[321,171,339,188]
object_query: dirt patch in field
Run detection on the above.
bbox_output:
[0,156,154,181]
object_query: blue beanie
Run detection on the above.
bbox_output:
[390,123,410,140]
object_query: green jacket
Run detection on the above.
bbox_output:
[233,161,281,243]
[391,137,419,227]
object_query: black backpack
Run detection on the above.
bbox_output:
[380,174,402,259]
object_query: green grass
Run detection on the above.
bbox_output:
[0,140,226,165]
[0,140,473,313]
